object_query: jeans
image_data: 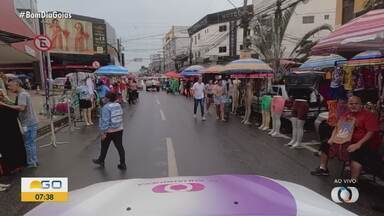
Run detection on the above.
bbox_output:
[194,98,205,117]
[23,124,38,166]
[98,130,125,165]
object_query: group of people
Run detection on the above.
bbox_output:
[190,77,236,122]
[0,75,39,191]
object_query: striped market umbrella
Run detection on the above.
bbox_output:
[202,65,225,74]
[180,65,205,77]
[222,58,273,76]
[311,9,384,58]
[299,55,347,70]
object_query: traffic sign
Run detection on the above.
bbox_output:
[92,61,101,69]
[33,35,52,52]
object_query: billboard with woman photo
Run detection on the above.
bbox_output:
[45,18,94,55]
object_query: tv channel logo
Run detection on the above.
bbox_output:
[152,183,205,193]
[331,187,359,203]
[21,178,68,202]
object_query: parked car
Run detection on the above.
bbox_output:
[145,78,160,91]
[282,71,328,121]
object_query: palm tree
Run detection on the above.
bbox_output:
[251,0,332,80]
[290,24,333,61]
[364,0,384,10]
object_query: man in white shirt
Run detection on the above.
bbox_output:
[191,77,206,121]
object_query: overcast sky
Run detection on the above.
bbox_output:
[37,0,249,71]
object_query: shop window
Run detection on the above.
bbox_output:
[240,45,244,50]
[303,16,315,24]
[324,14,330,20]
[219,46,227,53]
[219,25,227,32]
[194,36,197,45]
[198,33,200,40]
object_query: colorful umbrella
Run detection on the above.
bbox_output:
[311,9,384,58]
[165,71,181,78]
[180,65,205,77]
[299,55,347,70]
[222,58,273,75]
[352,50,384,60]
[202,65,225,74]
[95,65,129,76]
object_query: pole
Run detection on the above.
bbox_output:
[242,0,250,50]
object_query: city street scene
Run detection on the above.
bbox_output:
[1,0,384,215]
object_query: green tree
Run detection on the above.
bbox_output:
[364,0,384,10]
[251,0,332,80]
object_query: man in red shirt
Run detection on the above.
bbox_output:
[311,96,383,181]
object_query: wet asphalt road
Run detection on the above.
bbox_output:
[1,91,383,216]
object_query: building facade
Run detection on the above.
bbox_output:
[188,5,253,65]
[149,54,162,73]
[43,13,123,78]
[163,26,190,72]
[335,0,383,26]
[253,0,337,58]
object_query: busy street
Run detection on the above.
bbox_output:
[0,91,382,215]
[2,0,384,215]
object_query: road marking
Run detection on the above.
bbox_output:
[160,109,166,121]
[156,99,160,105]
[302,145,320,153]
[166,137,179,177]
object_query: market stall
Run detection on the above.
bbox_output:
[311,9,384,59]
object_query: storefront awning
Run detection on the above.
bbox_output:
[0,29,31,44]
[0,40,36,64]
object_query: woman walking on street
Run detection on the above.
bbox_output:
[93,92,126,170]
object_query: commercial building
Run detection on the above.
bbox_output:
[253,0,337,58]
[42,13,123,78]
[149,54,162,73]
[163,26,190,72]
[188,5,254,65]
[0,0,41,84]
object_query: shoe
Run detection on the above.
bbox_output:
[0,187,7,192]
[86,122,91,126]
[118,164,127,170]
[0,184,10,188]
[202,116,206,121]
[285,140,295,146]
[89,122,94,125]
[27,163,38,168]
[290,143,302,149]
[193,114,197,119]
[92,159,104,168]
[310,167,329,176]
[268,130,275,135]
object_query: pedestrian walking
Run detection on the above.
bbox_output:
[191,77,206,121]
[205,80,214,113]
[0,79,39,168]
[93,92,126,170]
[77,80,94,126]
[213,80,226,121]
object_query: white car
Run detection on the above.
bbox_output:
[26,175,356,216]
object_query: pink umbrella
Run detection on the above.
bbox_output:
[311,9,384,58]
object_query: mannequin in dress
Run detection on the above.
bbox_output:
[269,95,285,137]
[286,99,309,148]
[241,79,254,125]
[232,78,241,114]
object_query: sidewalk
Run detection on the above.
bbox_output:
[7,90,69,138]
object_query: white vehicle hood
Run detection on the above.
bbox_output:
[26,175,356,216]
